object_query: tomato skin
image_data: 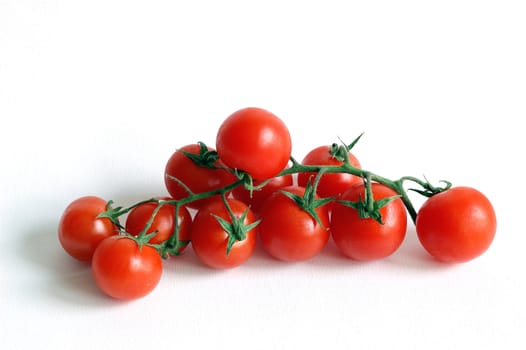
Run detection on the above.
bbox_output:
[416,186,496,263]
[191,198,257,269]
[164,144,236,209]
[297,145,362,198]
[216,107,292,180]
[330,183,407,261]
[258,186,330,262]
[58,196,118,262]
[232,173,293,213]
[92,236,163,300]
[125,199,192,252]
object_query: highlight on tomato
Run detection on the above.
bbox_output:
[415,186,496,263]
[216,107,292,180]
[190,197,258,269]
[58,196,119,262]
[92,235,163,300]
[330,182,407,261]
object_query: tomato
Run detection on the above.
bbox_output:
[258,186,330,262]
[415,186,496,263]
[330,183,407,261]
[191,198,257,269]
[164,144,236,209]
[297,145,362,198]
[58,196,118,262]
[125,199,192,253]
[216,107,292,180]
[232,173,293,213]
[92,236,163,300]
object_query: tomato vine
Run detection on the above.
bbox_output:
[95,137,451,258]
[58,106,496,300]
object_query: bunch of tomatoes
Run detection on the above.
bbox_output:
[58,107,497,301]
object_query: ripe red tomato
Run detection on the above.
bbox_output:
[258,186,330,262]
[330,183,407,261]
[216,107,292,180]
[416,186,496,263]
[232,173,293,213]
[125,199,192,253]
[297,145,362,198]
[92,236,163,300]
[58,196,118,262]
[164,144,236,209]
[191,198,257,269]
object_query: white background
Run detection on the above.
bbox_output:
[1,1,525,349]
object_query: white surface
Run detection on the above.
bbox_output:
[1,1,525,349]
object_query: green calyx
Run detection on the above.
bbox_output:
[337,174,400,225]
[212,195,261,256]
[406,177,452,197]
[127,200,166,251]
[180,141,220,169]
[329,133,364,163]
[97,200,123,229]
[161,238,190,258]
[338,195,401,225]
[160,202,190,258]
[278,169,333,228]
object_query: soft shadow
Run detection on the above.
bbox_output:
[386,226,458,271]
[306,238,361,267]
[162,246,221,277]
[163,238,300,275]
[242,236,368,272]
[18,221,122,306]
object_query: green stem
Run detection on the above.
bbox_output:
[136,201,163,240]
[363,172,375,214]
[162,202,183,258]
[278,161,419,224]
[106,154,447,257]
[117,198,159,217]
[167,179,244,207]
[391,180,418,224]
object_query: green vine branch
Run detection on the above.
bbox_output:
[100,138,451,258]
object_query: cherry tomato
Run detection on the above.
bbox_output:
[330,183,407,261]
[125,199,192,253]
[164,144,236,209]
[216,107,292,180]
[58,196,118,262]
[191,198,257,269]
[416,186,496,263]
[232,173,293,213]
[92,236,163,300]
[258,186,330,262]
[297,145,362,198]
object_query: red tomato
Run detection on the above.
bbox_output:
[191,198,257,269]
[92,236,163,300]
[58,196,118,262]
[416,186,496,263]
[330,183,407,261]
[125,199,192,253]
[258,186,330,262]
[232,173,293,213]
[164,144,236,209]
[216,107,292,180]
[297,145,362,198]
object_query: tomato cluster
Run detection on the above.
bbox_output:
[58,107,497,301]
